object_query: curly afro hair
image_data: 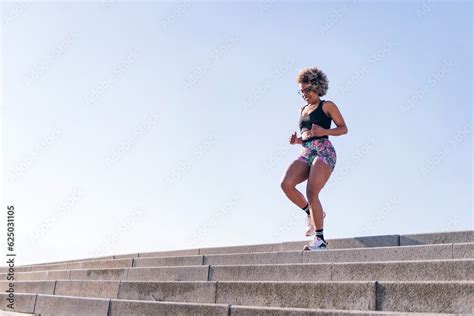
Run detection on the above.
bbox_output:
[295,67,329,97]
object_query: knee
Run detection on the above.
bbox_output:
[306,188,321,202]
[280,180,294,193]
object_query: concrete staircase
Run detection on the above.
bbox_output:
[0,230,472,315]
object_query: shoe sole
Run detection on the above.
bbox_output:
[303,246,328,251]
[302,244,328,251]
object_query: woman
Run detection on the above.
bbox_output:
[280,67,348,251]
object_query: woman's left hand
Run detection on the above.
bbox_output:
[310,123,327,137]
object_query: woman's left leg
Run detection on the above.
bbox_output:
[306,158,333,231]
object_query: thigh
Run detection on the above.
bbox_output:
[307,158,333,194]
[281,159,310,187]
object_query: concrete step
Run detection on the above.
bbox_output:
[0,311,35,316]
[137,242,472,267]
[139,230,473,258]
[0,293,454,316]
[218,281,473,313]
[26,255,115,267]
[0,280,471,313]
[1,259,472,282]
[125,242,465,269]
[205,242,473,266]
[0,230,471,314]
[0,258,133,274]
[133,254,204,267]
[6,230,472,270]
[208,259,473,282]
[229,305,455,315]
[303,242,473,263]
[2,242,472,275]
[399,231,473,246]
[15,293,110,316]
[0,270,70,281]
[0,293,37,315]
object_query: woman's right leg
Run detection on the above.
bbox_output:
[280,159,310,208]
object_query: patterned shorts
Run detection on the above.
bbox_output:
[297,138,337,171]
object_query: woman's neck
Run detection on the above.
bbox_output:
[309,98,321,106]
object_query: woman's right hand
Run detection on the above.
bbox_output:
[289,132,302,145]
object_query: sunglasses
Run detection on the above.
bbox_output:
[297,87,313,95]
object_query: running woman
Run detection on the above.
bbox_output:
[280,67,348,251]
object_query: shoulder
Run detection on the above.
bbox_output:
[322,100,339,111]
[322,100,336,107]
[321,100,338,117]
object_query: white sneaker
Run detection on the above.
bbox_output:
[304,211,326,237]
[303,237,328,251]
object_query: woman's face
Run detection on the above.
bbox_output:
[299,83,318,104]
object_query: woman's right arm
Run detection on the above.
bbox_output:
[289,131,303,145]
[294,107,304,144]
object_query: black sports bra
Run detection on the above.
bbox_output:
[298,100,332,140]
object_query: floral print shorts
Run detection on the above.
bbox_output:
[297,138,337,171]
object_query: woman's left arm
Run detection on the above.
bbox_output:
[324,101,348,136]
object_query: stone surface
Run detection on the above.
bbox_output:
[303,244,453,263]
[109,299,229,315]
[79,258,133,270]
[204,251,302,266]
[30,262,81,272]
[117,281,216,303]
[17,258,132,274]
[453,242,474,259]
[0,270,63,281]
[0,293,37,314]
[209,263,331,281]
[0,270,69,281]
[399,231,473,246]
[69,268,128,281]
[1,271,48,281]
[0,281,55,295]
[0,311,35,315]
[133,255,204,267]
[0,267,31,274]
[34,294,110,316]
[126,266,209,281]
[138,249,200,258]
[0,230,472,315]
[113,253,138,259]
[216,281,376,310]
[228,305,445,315]
[376,281,474,313]
[54,280,120,299]
[30,255,114,266]
[331,259,474,281]
[282,235,399,252]
[46,270,70,280]
[200,243,282,255]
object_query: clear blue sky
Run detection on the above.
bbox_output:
[1,1,472,265]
